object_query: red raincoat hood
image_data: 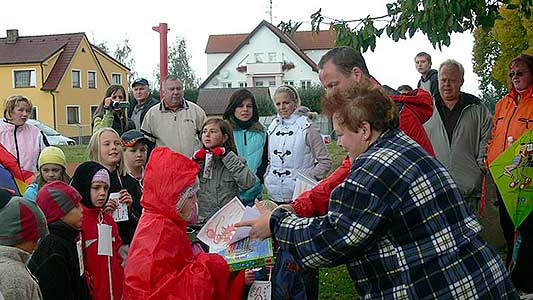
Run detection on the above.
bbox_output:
[142,147,200,223]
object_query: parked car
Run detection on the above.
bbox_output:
[27,119,76,146]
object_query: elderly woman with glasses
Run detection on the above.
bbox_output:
[487,53,533,295]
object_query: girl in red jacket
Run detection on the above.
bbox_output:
[71,161,124,300]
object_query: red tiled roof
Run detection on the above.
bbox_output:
[205,29,336,54]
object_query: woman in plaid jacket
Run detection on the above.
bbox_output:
[239,79,518,299]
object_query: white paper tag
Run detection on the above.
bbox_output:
[76,239,84,276]
[203,153,213,179]
[97,223,113,256]
[247,281,271,300]
[112,202,129,222]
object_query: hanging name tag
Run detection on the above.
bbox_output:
[76,239,84,276]
[247,281,271,300]
[97,223,113,256]
[203,152,213,179]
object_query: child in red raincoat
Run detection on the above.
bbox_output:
[123,147,244,300]
[70,162,124,300]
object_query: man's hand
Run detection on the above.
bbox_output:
[235,200,273,240]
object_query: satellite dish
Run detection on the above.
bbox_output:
[212,77,219,86]
[221,70,230,79]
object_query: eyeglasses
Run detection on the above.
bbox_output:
[509,70,530,78]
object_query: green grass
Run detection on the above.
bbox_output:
[59,145,88,163]
[62,142,358,297]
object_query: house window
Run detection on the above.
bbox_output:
[31,107,38,120]
[66,106,80,124]
[283,80,294,86]
[72,70,81,88]
[300,80,311,89]
[268,52,277,62]
[254,81,264,87]
[90,105,98,119]
[13,69,36,88]
[268,81,276,87]
[239,82,247,87]
[254,53,264,63]
[111,73,122,85]
[88,71,97,88]
[222,82,232,88]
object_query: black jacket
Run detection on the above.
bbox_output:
[109,169,143,245]
[417,68,440,101]
[27,221,90,300]
[128,96,159,128]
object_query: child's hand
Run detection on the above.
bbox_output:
[119,189,133,208]
[192,148,208,160]
[244,269,256,286]
[103,198,118,215]
[212,147,226,157]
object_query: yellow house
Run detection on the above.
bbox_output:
[0,29,129,141]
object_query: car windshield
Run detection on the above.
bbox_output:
[34,122,60,136]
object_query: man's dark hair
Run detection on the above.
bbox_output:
[397,85,413,93]
[415,52,432,65]
[318,46,370,77]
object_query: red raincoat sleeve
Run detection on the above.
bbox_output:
[292,156,351,217]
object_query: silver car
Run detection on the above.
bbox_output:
[27,119,76,146]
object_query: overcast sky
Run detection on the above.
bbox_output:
[2,0,479,94]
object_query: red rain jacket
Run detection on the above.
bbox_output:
[292,88,435,217]
[123,147,244,300]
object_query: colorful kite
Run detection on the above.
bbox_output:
[0,144,28,195]
[489,129,533,270]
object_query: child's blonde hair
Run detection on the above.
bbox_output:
[88,127,126,176]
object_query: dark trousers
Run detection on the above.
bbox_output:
[302,267,319,300]
[497,192,533,292]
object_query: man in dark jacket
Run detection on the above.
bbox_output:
[128,78,159,130]
[415,52,440,101]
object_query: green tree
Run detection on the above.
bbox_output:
[95,41,110,54]
[301,1,532,52]
[114,38,137,87]
[155,37,199,90]
[472,1,533,111]
[298,85,326,113]
[257,96,276,116]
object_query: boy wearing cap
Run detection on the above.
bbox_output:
[121,130,149,185]
[0,189,48,300]
[128,78,159,130]
[28,181,90,300]
[24,146,70,202]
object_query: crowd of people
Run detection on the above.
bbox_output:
[0,46,531,300]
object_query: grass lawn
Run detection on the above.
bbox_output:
[61,142,359,298]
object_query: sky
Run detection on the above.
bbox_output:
[2,0,480,95]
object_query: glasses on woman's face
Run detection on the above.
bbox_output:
[509,70,530,78]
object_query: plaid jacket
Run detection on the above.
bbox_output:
[270,129,518,299]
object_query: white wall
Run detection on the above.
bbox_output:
[206,53,230,76]
[304,49,328,64]
[203,25,321,90]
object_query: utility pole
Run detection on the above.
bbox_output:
[269,0,273,23]
[152,23,169,98]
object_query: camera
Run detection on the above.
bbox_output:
[110,101,129,109]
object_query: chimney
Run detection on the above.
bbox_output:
[6,29,19,44]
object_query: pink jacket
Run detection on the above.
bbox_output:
[0,120,44,173]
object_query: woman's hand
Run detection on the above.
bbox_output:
[119,189,133,208]
[235,200,273,240]
[103,97,112,109]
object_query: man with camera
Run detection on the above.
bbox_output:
[128,78,159,130]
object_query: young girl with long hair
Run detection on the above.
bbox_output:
[192,118,256,222]
[24,146,70,202]
[92,85,134,135]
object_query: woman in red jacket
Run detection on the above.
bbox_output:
[123,147,243,300]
